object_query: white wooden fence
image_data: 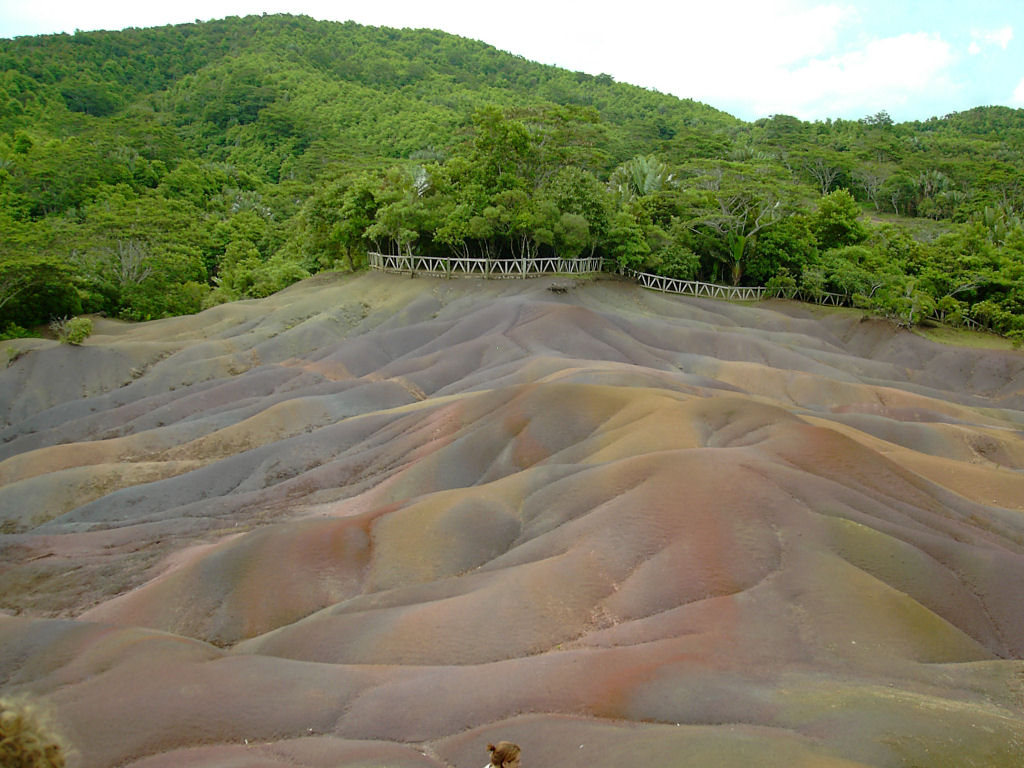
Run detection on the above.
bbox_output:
[368,252,603,278]
[367,252,989,333]
[753,285,851,307]
[631,271,768,302]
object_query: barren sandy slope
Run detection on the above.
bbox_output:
[1,272,1023,767]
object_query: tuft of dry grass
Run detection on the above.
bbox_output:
[0,697,67,768]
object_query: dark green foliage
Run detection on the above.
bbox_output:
[0,323,35,340]
[0,255,82,326]
[745,214,818,285]
[60,76,124,116]
[812,189,867,250]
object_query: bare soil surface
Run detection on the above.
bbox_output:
[2,272,1023,767]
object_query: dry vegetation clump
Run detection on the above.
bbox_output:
[0,697,67,768]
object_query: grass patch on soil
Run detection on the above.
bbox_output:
[915,324,1017,351]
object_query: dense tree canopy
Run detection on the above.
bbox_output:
[1,14,1023,342]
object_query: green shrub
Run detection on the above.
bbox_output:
[765,268,799,298]
[0,323,35,341]
[50,316,93,345]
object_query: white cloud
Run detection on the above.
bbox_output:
[969,26,1013,54]
[986,26,1013,49]
[1012,75,1024,107]
[439,1,854,80]
[729,31,956,119]
[558,1,857,114]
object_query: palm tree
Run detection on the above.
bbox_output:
[608,155,673,201]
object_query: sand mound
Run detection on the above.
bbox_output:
[1,272,1023,768]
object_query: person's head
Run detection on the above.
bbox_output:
[487,741,521,768]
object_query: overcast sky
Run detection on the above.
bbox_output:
[2,1,1022,123]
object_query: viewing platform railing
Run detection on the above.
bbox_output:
[631,271,768,302]
[368,252,603,278]
[630,271,853,305]
[368,252,986,332]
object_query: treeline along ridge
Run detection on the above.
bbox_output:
[1,14,1023,341]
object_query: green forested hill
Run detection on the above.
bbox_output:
[1,14,1022,340]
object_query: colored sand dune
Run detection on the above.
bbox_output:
[1,272,1023,767]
